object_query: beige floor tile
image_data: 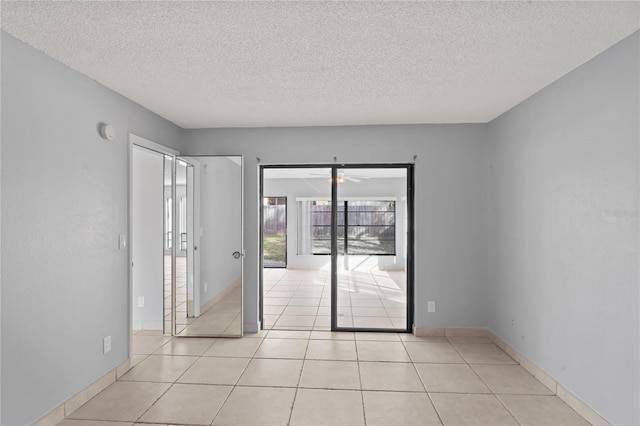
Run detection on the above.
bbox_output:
[359,362,424,391]
[58,421,133,426]
[385,308,407,317]
[404,342,465,363]
[289,298,321,306]
[154,337,217,356]
[283,306,319,316]
[363,391,441,426]
[498,395,590,425]
[264,305,286,315]
[203,337,262,358]
[306,339,357,361]
[310,331,355,340]
[254,338,309,359]
[350,298,384,307]
[131,354,149,368]
[356,341,411,362]
[244,329,269,338]
[212,386,295,426]
[120,355,197,383]
[299,360,361,390]
[472,365,554,395]
[415,363,491,393]
[429,393,518,425]
[447,336,493,344]
[274,315,316,327]
[267,290,296,298]
[355,332,402,341]
[67,381,170,422]
[138,384,232,425]
[313,315,331,327]
[237,358,303,387]
[178,357,250,385]
[352,316,394,328]
[132,335,172,355]
[317,306,331,316]
[399,335,448,343]
[351,307,388,317]
[453,342,517,364]
[263,315,279,328]
[289,389,365,426]
[267,330,311,339]
[264,297,291,306]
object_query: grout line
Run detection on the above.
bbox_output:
[400,336,445,426]
[447,336,523,426]
[286,335,312,425]
[354,332,367,426]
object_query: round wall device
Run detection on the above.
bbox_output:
[100,123,116,141]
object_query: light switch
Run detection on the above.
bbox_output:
[103,336,112,354]
[119,235,127,250]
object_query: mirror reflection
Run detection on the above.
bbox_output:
[174,156,243,336]
[163,155,173,334]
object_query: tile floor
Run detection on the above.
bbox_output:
[60,330,591,426]
[264,262,407,331]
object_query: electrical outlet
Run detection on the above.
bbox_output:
[204,282,208,292]
[103,336,112,354]
[118,234,127,250]
[427,301,436,313]
[138,296,145,307]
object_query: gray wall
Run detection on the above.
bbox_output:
[182,124,489,333]
[0,32,183,425]
[486,32,639,425]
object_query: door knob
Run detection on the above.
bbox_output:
[232,251,243,259]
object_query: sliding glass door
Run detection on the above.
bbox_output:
[333,166,412,331]
[260,164,413,332]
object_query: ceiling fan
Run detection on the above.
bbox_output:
[309,171,370,183]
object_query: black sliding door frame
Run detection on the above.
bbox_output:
[259,163,415,333]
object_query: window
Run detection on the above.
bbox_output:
[298,200,396,255]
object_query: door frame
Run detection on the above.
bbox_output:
[258,163,415,333]
[128,134,178,359]
[176,156,201,319]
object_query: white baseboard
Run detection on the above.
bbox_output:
[200,278,241,313]
[414,327,609,425]
[32,359,131,426]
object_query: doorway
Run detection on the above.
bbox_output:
[259,164,414,333]
[130,134,245,344]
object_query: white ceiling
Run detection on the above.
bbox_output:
[2,1,639,129]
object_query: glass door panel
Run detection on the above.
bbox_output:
[334,167,409,331]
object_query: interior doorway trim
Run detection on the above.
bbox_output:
[128,134,178,360]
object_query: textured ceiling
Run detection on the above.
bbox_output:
[2,1,639,128]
